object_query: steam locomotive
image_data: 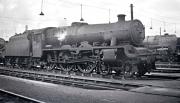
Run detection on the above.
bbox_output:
[143,34,180,62]
[0,14,155,77]
[0,38,5,63]
[176,37,180,61]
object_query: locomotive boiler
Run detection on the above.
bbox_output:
[4,14,155,77]
[44,14,145,48]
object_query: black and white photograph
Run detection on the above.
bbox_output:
[0,0,180,103]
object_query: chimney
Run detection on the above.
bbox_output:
[25,25,28,31]
[130,4,133,21]
[117,14,126,22]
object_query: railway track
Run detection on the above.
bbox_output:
[0,89,45,103]
[1,66,180,99]
[0,66,179,91]
[0,67,142,90]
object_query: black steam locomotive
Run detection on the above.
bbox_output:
[0,38,5,63]
[176,37,180,61]
[0,14,155,77]
[143,34,180,62]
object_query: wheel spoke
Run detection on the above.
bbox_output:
[60,64,73,72]
[45,64,55,71]
[77,62,95,73]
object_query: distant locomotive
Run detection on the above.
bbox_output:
[3,14,155,77]
[143,34,179,62]
[176,37,180,61]
[0,38,5,63]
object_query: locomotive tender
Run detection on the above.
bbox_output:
[3,14,155,77]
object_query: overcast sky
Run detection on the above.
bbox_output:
[0,0,180,40]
